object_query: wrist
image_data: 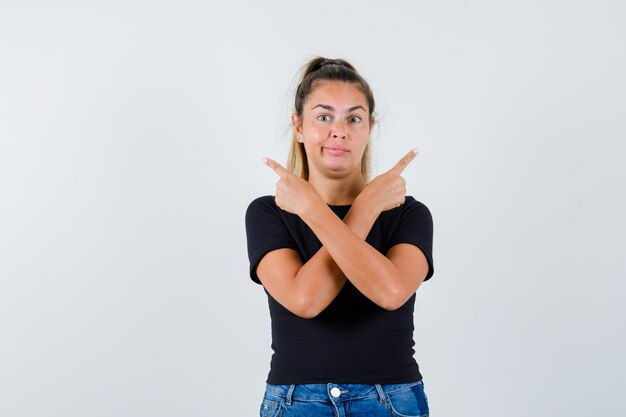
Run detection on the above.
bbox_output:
[300,192,325,222]
[353,192,381,220]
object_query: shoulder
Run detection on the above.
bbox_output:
[401,196,432,217]
[247,195,276,209]
[245,195,292,229]
[393,196,434,232]
[403,195,424,208]
[246,195,278,216]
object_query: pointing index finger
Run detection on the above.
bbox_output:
[391,148,419,174]
[263,157,289,176]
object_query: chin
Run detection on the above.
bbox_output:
[317,163,360,179]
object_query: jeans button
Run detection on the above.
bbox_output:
[330,387,341,398]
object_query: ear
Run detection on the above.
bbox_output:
[369,115,375,128]
[292,113,303,143]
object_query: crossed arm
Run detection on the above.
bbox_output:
[256,150,429,318]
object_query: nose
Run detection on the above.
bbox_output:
[331,120,347,139]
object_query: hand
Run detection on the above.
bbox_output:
[358,148,418,214]
[263,157,322,217]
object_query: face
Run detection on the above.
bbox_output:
[292,81,374,180]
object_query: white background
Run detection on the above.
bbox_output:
[1,1,624,416]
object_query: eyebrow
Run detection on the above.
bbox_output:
[311,104,366,112]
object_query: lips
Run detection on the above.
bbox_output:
[323,146,349,155]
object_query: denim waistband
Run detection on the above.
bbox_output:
[264,380,423,405]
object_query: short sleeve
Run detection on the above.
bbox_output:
[387,196,435,281]
[245,196,299,285]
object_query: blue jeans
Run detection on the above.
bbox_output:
[259,380,429,417]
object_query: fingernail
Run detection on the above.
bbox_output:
[262,157,268,164]
[411,147,419,154]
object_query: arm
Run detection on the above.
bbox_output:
[256,199,380,318]
[263,149,428,312]
[300,194,429,311]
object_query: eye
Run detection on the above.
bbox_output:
[349,115,362,123]
[317,114,331,122]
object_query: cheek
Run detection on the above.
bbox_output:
[303,128,328,144]
[354,128,371,143]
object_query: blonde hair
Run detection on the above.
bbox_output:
[287,57,375,182]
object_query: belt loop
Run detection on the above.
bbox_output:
[285,384,296,406]
[374,384,387,403]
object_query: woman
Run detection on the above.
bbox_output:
[245,57,434,417]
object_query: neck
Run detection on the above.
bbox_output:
[308,169,367,206]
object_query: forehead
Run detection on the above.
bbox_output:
[306,81,368,110]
